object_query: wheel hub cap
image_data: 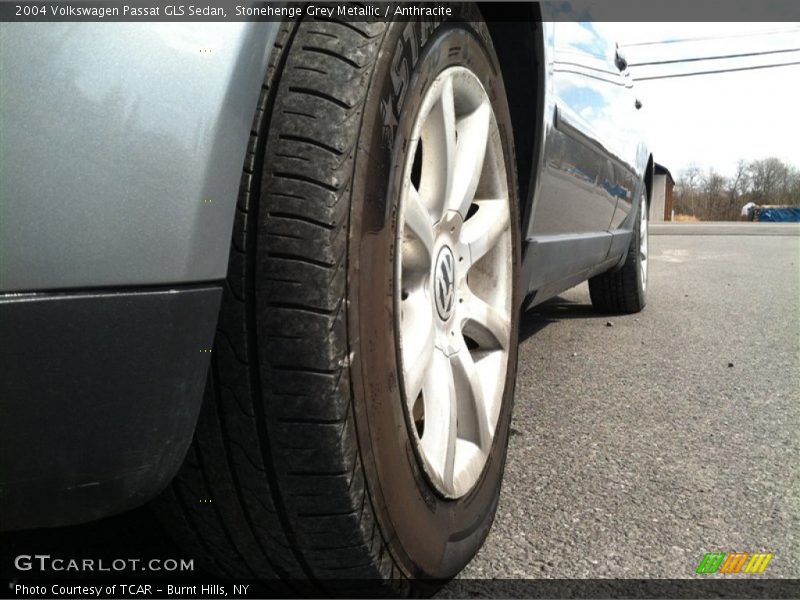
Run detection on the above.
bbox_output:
[434,246,456,321]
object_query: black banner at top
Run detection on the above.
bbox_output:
[1,0,800,22]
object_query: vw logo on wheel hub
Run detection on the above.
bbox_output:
[434,246,456,320]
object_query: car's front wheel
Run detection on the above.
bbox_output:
[156,11,520,595]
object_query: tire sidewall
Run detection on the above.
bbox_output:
[346,14,521,579]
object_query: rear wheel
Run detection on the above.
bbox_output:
[589,191,648,314]
[156,11,520,594]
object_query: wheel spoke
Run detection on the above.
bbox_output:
[421,349,457,486]
[446,100,491,218]
[641,210,648,261]
[639,199,648,289]
[401,292,435,405]
[460,199,510,268]
[460,288,510,351]
[451,343,491,453]
[403,185,435,270]
[420,76,457,221]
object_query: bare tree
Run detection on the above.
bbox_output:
[725,160,750,220]
[671,158,798,220]
[702,169,727,220]
[789,167,800,207]
[748,157,788,204]
[727,159,749,200]
[683,164,701,217]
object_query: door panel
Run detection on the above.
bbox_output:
[531,20,637,236]
[520,19,649,304]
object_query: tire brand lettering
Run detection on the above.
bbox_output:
[383,19,445,147]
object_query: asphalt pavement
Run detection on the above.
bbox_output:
[455,225,800,582]
[650,222,800,236]
[2,225,798,593]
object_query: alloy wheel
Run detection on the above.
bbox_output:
[395,67,512,499]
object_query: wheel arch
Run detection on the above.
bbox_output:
[478,3,545,232]
[643,153,655,212]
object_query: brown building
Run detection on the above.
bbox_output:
[651,163,675,222]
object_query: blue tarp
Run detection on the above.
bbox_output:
[756,207,800,222]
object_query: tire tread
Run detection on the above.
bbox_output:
[157,17,403,592]
[589,202,647,314]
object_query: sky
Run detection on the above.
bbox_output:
[600,23,800,179]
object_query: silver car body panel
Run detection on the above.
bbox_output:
[521,17,650,305]
[529,20,649,238]
[0,18,648,301]
[0,22,279,292]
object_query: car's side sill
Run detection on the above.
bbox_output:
[521,229,633,308]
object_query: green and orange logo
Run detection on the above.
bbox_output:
[696,552,774,574]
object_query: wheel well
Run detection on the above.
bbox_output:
[644,154,654,209]
[478,3,544,228]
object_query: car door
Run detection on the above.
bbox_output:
[532,21,632,236]
[608,52,647,230]
[521,20,642,305]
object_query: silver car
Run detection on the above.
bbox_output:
[0,7,650,592]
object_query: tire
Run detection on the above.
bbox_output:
[155,10,521,595]
[589,190,649,314]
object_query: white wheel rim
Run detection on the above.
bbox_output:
[640,197,648,291]
[395,67,512,499]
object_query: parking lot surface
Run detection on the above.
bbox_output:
[2,226,798,590]
[455,227,799,581]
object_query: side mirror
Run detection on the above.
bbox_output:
[615,47,628,71]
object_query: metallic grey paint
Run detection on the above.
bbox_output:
[0,18,648,302]
[0,23,280,292]
[521,17,650,305]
